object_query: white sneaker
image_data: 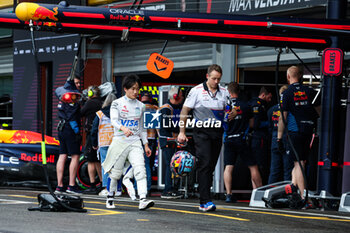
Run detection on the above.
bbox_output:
[106,196,115,209]
[98,188,108,197]
[130,195,138,201]
[139,199,154,210]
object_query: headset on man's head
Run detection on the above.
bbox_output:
[88,86,97,97]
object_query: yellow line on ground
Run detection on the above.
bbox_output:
[137,219,150,221]
[152,206,250,221]
[85,200,249,221]
[84,201,106,204]
[9,195,37,199]
[85,207,125,216]
[218,207,350,223]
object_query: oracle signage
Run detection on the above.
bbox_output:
[322,48,343,76]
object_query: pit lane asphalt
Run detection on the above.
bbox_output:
[0,188,350,233]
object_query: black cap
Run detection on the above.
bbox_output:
[140,91,152,97]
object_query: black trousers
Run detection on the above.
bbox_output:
[193,128,223,204]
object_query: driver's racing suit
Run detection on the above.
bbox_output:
[102,95,148,199]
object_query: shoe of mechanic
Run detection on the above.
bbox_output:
[199,201,216,212]
[66,185,83,195]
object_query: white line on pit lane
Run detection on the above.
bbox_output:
[0,198,33,204]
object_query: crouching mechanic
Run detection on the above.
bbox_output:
[102,74,154,210]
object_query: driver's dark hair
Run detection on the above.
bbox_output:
[123,74,142,90]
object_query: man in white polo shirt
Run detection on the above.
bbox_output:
[177,64,229,212]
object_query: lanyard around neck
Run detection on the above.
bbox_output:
[204,82,218,100]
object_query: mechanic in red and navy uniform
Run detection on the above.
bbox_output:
[223,82,262,203]
[267,85,293,184]
[177,64,229,212]
[249,86,272,185]
[277,66,320,203]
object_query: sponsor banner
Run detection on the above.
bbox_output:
[0,130,59,172]
[13,35,79,56]
[0,142,59,184]
[199,0,327,15]
[0,143,59,170]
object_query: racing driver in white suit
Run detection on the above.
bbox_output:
[102,74,154,210]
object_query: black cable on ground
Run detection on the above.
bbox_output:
[274,48,309,204]
[29,20,86,212]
